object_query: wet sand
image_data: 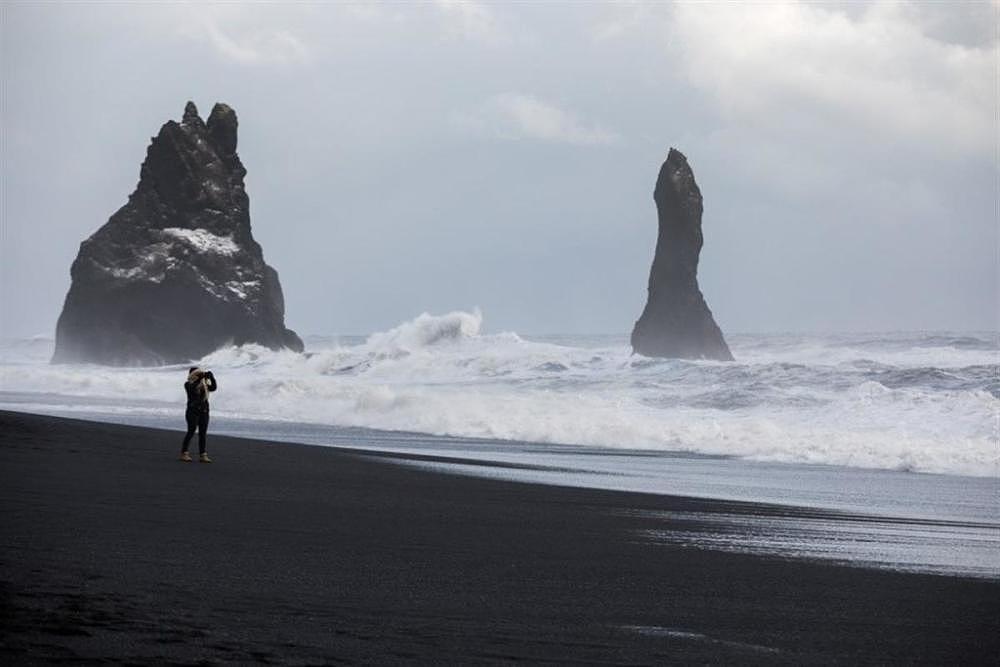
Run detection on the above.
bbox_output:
[1,410,997,664]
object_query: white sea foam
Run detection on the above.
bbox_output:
[2,312,997,477]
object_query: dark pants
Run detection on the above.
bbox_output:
[181,408,210,454]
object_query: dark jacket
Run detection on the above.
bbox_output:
[184,369,218,413]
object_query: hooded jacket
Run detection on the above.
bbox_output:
[184,368,218,413]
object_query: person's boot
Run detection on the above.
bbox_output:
[199,453,212,464]
[179,452,192,462]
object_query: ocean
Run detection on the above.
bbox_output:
[1,310,998,577]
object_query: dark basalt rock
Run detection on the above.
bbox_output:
[631,148,733,361]
[53,101,303,365]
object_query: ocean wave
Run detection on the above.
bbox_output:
[2,312,997,477]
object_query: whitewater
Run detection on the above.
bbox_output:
[1,310,997,478]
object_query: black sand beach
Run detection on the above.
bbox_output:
[1,410,997,664]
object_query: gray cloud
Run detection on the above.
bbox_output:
[456,93,621,145]
[1,1,996,338]
[666,2,992,158]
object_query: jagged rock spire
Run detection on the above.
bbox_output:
[52,101,303,365]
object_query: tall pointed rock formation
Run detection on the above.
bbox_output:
[631,148,733,361]
[53,102,303,365]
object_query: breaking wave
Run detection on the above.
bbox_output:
[1,312,997,477]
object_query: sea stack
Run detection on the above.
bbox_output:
[52,101,303,365]
[631,148,733,361]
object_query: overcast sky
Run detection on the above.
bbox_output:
[1,1,996,338]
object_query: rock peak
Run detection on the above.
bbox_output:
[206,103,238,156]
[209,102,234,120]
[655,147,702,232]
[182,101,200,125]
[631,149,733,361]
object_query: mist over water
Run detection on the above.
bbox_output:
[2,311,996,478]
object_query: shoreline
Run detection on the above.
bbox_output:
[5,403,998,547]
[3,394,997,483]
[2,410,998,663]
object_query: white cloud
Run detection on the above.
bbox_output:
[459,93,621,146]
[667,1,995,158]
[433,0,500,41]
[197,15,309,65]
[590,3,660,43]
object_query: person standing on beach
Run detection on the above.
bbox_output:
[180,367,217,463]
